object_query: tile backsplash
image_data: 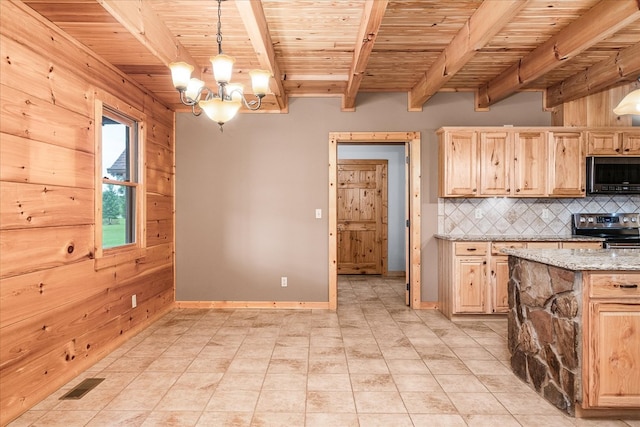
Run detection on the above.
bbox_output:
[438,196,640,236]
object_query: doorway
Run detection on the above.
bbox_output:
[328,132,421,310]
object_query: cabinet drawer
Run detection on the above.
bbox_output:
[491,242,526,255]
[454,242,488,256]
[561,241,602,249]
[588,273,640,299]
[526,242,560,249]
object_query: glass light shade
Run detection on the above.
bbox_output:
[211,54,235,84]
[613,88,640,115]
[250,69,271,96]
[226,83,244,101]
[199,98,242,125]
[185,78,205,102]
[169,62,194,90]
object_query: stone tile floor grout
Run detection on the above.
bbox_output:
[8,275,640,427]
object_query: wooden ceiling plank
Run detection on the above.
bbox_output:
[97,0,200,78]
[545,41,640,108]
[235,0,286,111]
[477,0,640,109]
[408,0,528,111]
[342,0,389,111]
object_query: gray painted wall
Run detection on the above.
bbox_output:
[175,91,551,302]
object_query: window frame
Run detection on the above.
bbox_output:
[94,97,146,268]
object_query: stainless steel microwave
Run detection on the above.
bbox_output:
[586,156,640,195]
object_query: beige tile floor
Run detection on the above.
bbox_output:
[9,275,640,427]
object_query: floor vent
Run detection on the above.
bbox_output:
[59,378,105,400]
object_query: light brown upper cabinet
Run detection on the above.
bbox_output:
[547,131,585,197]
[439,130,478,197]
[587,130,640,156]
[478,131,547,197]
[512,131,547,196]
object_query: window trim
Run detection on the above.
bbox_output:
[94,96,146,269]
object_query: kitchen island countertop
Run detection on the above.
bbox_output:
[501,248,640,271]
[434,234,604,242]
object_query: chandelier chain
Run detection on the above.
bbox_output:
[216,0,223,55]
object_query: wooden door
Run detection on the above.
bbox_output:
[587,303,640,408]
[513,131,547,196]
[587,131,621,155]
[440,131,478,196]
[622,131,640,155]
[548,131,585,197]
[491,256,509,313]
[479,131,511,196]
[454,257,486,313]
[337,160,387,275]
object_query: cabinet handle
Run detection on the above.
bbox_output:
[616,148,621,152]
[619,284,638,289]
[483,261,487,265]
[516,188,521,192]
[472,188,477,192]
[466,248,477,251]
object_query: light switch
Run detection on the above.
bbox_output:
[315,209,322,219]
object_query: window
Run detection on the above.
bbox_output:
[96,101,144,257]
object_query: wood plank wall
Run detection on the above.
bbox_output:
[0,1,175,424]
[551,82,638,127]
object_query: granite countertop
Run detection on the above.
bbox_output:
[434,234,604,242]
[501,248,640,271]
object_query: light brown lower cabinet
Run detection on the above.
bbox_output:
[583,273,640,409]
[438,239,603,318]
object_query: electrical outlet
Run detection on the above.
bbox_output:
[281,277,288,287]
[315,209,322,219]
[474,209,483,219]
[542,208,550,219]
[131,294,137,308]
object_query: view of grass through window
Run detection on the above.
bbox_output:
[102,109,137,249]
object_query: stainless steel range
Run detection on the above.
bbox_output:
[572,212,640,249]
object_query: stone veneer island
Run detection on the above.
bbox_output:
[503,248,640,417]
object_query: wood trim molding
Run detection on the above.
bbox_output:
[235,0,287,110]
[408,0,528,111]
[545,41,640,108]
[175,301,330,310]
[342,0,389,111]
[476,0,640,109]
[328,131,421,310]
[97,0,201,79]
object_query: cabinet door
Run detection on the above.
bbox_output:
[548,132,585,197]
[454,257,486,313]
[479,131,511,196]
[440,131,478,197]
[490,255,509,313]
[622,132,640,155]
[513,131,547,196]
[587,131,621,155]
[587,303,640,408]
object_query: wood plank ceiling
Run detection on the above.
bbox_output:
[23,0,640,114]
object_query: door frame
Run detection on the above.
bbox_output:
[329,132,421,310]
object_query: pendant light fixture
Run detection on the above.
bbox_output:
[169,0,272,130]
[613,77,640,116]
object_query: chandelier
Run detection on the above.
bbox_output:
[168,0,271,130]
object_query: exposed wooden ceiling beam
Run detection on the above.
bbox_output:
[476,0,640,110]
[545,42,640,108]
[408,0,528,111]
[96,0,200,79]
[235,0,287,111]
[342,0,389,111]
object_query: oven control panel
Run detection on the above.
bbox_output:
[573,213,640,230]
